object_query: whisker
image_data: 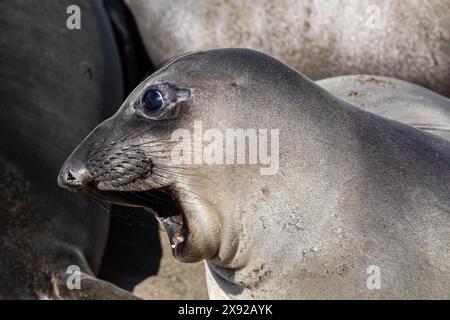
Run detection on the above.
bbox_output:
[150,173,204,203]
[118,189,174,206]
[109,205,162,229]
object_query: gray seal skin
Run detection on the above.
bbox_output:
[0,0,136,299]
[59,49,450,299]
[125,0,450,96]
[317,75,450,141]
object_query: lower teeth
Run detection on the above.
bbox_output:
[171,235,184,249]
[158,215,185,249]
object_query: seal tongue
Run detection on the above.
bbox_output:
[158,215,185,249]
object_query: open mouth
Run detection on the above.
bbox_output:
[83,181,187,253]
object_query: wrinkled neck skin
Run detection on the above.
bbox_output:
[171,76,363,297]
[170,71,450,299]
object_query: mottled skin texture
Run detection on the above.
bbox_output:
[0,0,136,299]
[59,49,450,299]
[125,0,450,96]
[317,75,450,140]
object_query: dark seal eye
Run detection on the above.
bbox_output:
[142,89,164,113]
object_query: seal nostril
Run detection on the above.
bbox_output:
[58,162,92,189]
[67,171,76,181]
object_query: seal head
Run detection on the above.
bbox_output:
[59,51,226,263]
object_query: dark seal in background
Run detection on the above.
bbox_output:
[0,0,136,298]
[98,0,162,292]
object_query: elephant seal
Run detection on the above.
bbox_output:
[58,49,450,299]
[125,0,450,96]
[317,75,450,140]
[0,0,136,299]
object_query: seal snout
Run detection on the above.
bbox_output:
[58,161,93,190]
